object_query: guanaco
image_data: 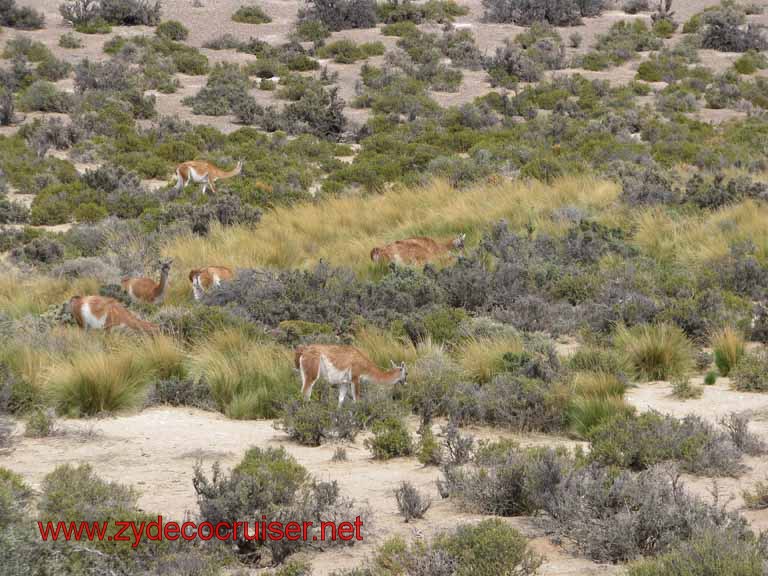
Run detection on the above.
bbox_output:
[188,266,234,301]
[295,344,407,405]
[121,259,173,304]
[174,159,243,195]
[67,295,159,333]
[370,233,466,265]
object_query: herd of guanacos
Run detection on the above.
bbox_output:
[64,158,467,403]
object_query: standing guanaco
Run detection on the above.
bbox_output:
[121,259,173,304]
[174,160,243,195]
[295,344,407,405]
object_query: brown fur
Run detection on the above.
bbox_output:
[174,160,242,194]
[68,295,159,333]
[295,344,407,403]
[121,259,173,304]
[370,234,465,265]
[188,266,234,300]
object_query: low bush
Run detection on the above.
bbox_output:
[416,425,442,465]
[299,0,378,31]
[730,349,768,391]
[365,416,413,459]
[580,20,662,70]
[232,4,272,24]
[588,411,744,476]
[704,370,717,385]
[18,81,73,113]
[394,481,430,522]
[614,322,694,381]
[183,62,251,116]
[482,0,602,25]
[0,0,45,29]
[547,464,751,563]
[193,446,362,563]
[700,4,767,52]
[156,19,189,41]
[671,377,703,400]
[24,406,56,437]
[720,413,765,456]
[626,529,766,576]
[742,480,768,509]
[734,50,767,74]
[317,39,385,63]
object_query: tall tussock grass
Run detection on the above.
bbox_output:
[457,335,523,384]
[614,323,694,381]
[187,329,296,419]
[163,176,618,301]
[0,275,99,317]
[567,370,633,438]
[711,325,745,377]
[49,351,152,416]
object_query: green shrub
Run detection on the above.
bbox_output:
[172,49,209,75]
[568,346,627,377]
[318,39,385,63]
[568,395,635,438]
[73,202,108,223]
[652,18,676,38]
[704,370,717,385]
[156,19,189,41]
[0,467,31,528]
[731,349,768,391]
[416,426,442,465]
[24,406,56,437]
[588,411,743,475]
[742,480,768,509]
[431,519,541,576]
[682,13,702,33]
[18,81,73,113]
[712,326,745,376]
[293,19,331,44]
[59,32,84,49]
[232,4,272,23]
[734,50,768,74]
[365,416,413,459]
[75,18,113,34]
[615,322,694,381]
[671,377,703,399]
[382,20,418,36]
[627,529,765,576]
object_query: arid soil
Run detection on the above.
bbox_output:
[4,373,768,574]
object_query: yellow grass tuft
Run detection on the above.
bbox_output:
[457,335,524,384]
[711,325,746,377]
[0,274,100,318]
[162,175,618,302]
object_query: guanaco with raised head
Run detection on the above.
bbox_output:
[370,233,466,265]
[294,344,407,405]
[121,258,173,304]
[67,295,159,333]
[174,159,243,195]
[188,266,234,301]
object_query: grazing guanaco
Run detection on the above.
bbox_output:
[174,159,243,195]
[67,295,159,333]
[188,266,234,301]
[294,344,407,405]
[370,233,466,265]
[121,259,173,304]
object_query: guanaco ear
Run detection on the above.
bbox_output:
[188,269,198,283]
[390,360,397,369]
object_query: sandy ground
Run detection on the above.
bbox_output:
[2,410,616,575]
[2,370,768,574]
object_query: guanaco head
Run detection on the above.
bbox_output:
[159,258,173,273]
[188,269,200,283]
[391,360,407,385]
[370,247,382,262]
[452,233,466,251]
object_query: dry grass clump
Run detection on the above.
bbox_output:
[614,322,694,381]
[457,335,523,384]
[187,329,296,419]
[163,176,618,296]
[0,274,99,317]
[711,325,745,376]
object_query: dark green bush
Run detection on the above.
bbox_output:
[156,19,188,40]
[232,4,272,23]
[365,416,413,459]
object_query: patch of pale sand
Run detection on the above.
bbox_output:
[1,407,616,575]
[691,108,748,124]
[625,377,768,424]
[2,222,73,232]
[6,189,34,209]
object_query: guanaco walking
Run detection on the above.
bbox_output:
[174,160,243,195]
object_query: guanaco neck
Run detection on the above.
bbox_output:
[221,163,241,178]
[363,365,402,385]
[154,267,170,300]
